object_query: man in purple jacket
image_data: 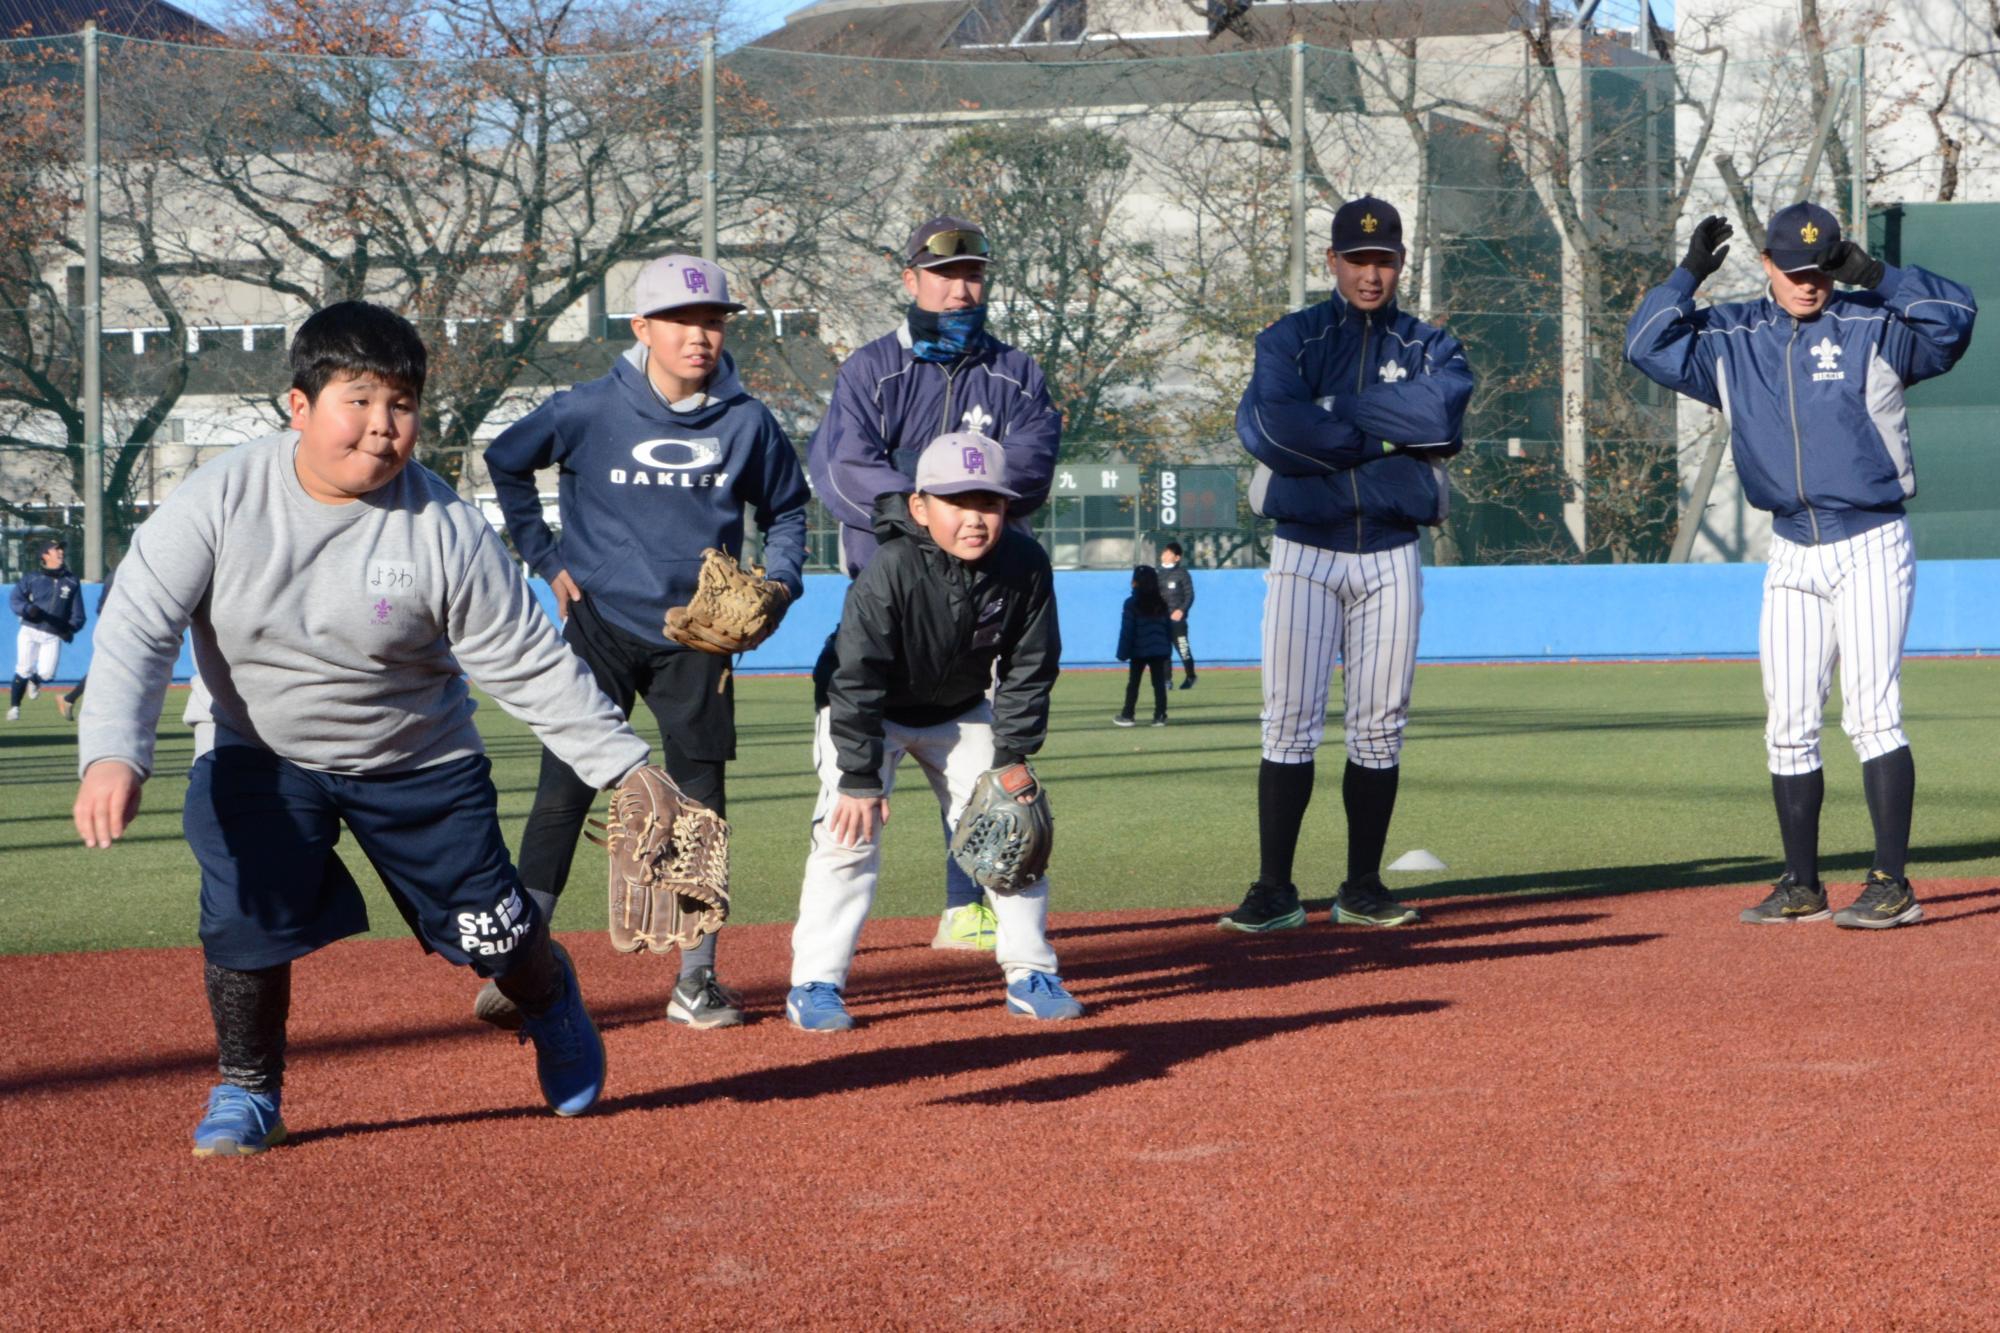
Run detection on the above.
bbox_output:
[807,215,1062,951]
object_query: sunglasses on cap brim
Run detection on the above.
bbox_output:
[912,230,992,262]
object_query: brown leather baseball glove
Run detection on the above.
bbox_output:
[663,547,792,655]
[588,765,730,953]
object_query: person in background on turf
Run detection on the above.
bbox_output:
[10,537,85,721]
[483,255,809,1029]
[1158,541,1197,688]
[73,301,646,1154]
[787,431,1080,1031]
[1114,564,1173,728]
[1626,202,1976,928]
[57,563,113,722]
[808,214,1061,954]
[1221,195,1472,936]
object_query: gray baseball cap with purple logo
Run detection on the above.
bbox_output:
[630,254,747,317]
[915,431,1018,499]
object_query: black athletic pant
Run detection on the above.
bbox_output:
[1120,657,1169,721]
[515,595,733,901]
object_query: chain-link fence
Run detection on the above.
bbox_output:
[0,20,1992,583]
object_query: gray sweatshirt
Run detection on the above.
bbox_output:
[80,432,649,786]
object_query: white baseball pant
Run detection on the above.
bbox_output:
[1761,518,1916,776]
[1260,536,1422,768]
[792,702,1057,989]
[15,625,60,682]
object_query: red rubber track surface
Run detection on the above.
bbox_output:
[5,881,1998,1328]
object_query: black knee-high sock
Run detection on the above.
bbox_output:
[1861,746,1916,880]
[495,928,564,1016]
[1258,759,1315,888]
[205,960,290,1095]
[1344,761,1400,883]
[1771,769,1825,886]
[8,676,25,708]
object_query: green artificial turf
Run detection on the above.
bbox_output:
[3,659,1997,956]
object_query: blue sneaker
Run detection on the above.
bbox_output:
[192,1084,286,1157]
[786,982,854,1032]
[1005,972,1084,1021]
[516,950,606,1117]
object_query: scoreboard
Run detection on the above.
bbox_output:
[1155,466,1239,530]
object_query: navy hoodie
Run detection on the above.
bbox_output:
[485,346,810,644]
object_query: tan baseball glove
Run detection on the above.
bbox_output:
[663,547,792,655]
[588,765,731,953]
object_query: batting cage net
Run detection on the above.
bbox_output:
[0,12,1992,580]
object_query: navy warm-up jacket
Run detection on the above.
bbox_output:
[808,321,1061,574]
[10,562,86,641]
[1625,263,1977,546]
[1237,292,1474,554]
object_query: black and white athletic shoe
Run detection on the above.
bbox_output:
[1332,875,1420,927]
[667,966,746,1028]
[1218,881,1306,933]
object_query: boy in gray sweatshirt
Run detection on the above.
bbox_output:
[72,302,651,1155]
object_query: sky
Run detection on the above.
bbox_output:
[175,0,810,45]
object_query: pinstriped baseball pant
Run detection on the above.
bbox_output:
[1760,519,1915,776]
[1260,537,1422,769]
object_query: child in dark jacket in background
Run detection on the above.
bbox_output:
[1115,565,1174,728]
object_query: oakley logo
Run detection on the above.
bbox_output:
[683,267,710,295]
[630,437,723,470]
[960,446,988,475]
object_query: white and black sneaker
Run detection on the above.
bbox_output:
[667,966,745,1028]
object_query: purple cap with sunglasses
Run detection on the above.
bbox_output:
[915,431,1018,499]
[905,216,992,269]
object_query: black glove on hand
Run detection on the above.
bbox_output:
[1679,216,1733,284]
[19,606,44,625]
[1821,240,1885,289]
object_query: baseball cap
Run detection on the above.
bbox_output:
[630,255,746,317]
[1764,202,1840,273]
[915,431,1018,499]
[38,536,64,555]
[905,216,992,269]
[1332,195,1404,255]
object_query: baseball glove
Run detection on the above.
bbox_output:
[588,765,731,953]
[663,547,791,655]
[949,763,1054,895]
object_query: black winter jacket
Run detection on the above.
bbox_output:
[823,492,1061,795]
[1158,563,1194,617]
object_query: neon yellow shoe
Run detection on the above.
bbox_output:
[931,901,998,951]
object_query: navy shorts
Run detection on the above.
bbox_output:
[183,747,543,977]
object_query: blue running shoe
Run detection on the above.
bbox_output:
[786,982,854,1032]
[192,1084,286,1158]
[1006,972,1084,1021]
[516,949,606,1117]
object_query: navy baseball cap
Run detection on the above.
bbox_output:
[1764,202,1841,273]
[1332,196,1404,255]
[906,216,992,269]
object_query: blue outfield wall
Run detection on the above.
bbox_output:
[14,561,2000,684]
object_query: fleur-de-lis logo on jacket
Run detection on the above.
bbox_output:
[1810,337,1841,371]
[1379,360,1408,383]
